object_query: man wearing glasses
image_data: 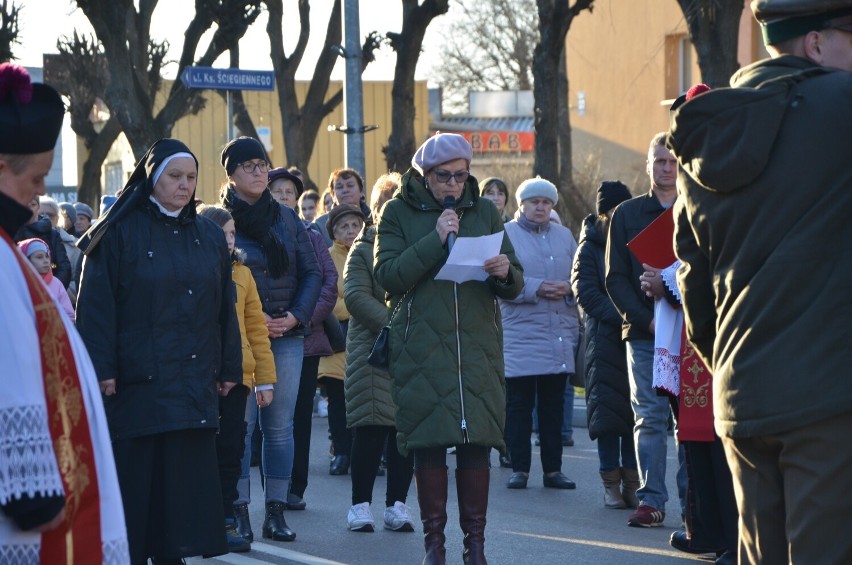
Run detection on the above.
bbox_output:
[668,1,852,563]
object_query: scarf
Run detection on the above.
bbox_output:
[517,212,550,234]
[222,187,289,279]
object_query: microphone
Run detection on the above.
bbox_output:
[443,196,457,251]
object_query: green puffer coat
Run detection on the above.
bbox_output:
[343,225,396,428]
[374,169,523,456]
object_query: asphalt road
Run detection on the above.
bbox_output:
[189,399,704,565]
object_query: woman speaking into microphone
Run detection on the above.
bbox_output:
[374,132,523,565]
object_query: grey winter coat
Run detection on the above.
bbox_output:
[501,218,579,377]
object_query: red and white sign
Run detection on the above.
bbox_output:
[460,131,535,153]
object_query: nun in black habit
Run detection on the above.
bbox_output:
[76,138,243,564]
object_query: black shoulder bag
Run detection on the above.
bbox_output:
[367,289,411,369]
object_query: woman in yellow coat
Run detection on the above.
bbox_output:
[198,205,276,551]
[318,203,366,476]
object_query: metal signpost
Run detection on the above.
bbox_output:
[180,66,275,140]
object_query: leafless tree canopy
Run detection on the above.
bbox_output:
[0,0,21,63]
[433,0,537,113]
[266,0,381,189]
[383,0,449,173]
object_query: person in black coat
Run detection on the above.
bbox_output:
[76,138,242,564]
[571,181,638,510]
[219,137,322,544]
[15,195,72,288]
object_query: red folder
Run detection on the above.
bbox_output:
[627,207,676,269]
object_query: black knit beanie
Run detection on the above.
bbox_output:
[220,136,268,176]
[596,181,632,216]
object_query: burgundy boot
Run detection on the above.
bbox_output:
[416,467,448,565]
[456,468,490,565]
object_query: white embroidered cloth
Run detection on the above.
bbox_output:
[0,237,129,564]
[653,261,682,396]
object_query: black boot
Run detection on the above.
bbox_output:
[456,468,489,565]
[329,454,350,475]
[233,502,253,542]
[416,468,448,565]
[262,501,296,541]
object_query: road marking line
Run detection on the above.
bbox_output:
[233,542,348,565]
[503,531,696,559]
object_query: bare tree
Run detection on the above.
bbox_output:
[265,0,381,190]
[677,0,743,88]
[76,0,261,159]
[533,0,593,228]
[45,34,121,208]
[383,0,450,173]
[0,0,20,62]
[432,0,537,113]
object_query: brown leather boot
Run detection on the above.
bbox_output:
[416,468,448,565]
[620,467,640,509]
[456,468,489,565]
[600,469,627,509]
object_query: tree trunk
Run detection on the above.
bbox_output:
[77,116,122,208]
[533,0,594,228]
[384,0,449,173]
[557,46,584,230]
[678,0,743,88]
[532,20,561,183]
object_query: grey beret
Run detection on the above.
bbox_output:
[411,133,473,176]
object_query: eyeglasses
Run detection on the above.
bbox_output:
[432,169,470,185]
[241,161,269,174]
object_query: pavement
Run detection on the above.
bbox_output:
[187,395,708,565]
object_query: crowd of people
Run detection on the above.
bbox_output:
[3,2,852,564]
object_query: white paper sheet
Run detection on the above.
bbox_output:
[435,231,504,284]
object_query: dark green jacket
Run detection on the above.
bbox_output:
[343,225,396,428]
[374,169,523,456]
[669,55,852,438]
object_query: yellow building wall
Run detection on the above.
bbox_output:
[169,80,430,204]
[565,0,761,193]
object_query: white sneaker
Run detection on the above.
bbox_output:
[347,502,374,532]
[318,398,328,418]
[383,501,415,532]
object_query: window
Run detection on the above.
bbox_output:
[105,162,123,196]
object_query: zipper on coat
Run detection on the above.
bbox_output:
[453,282,470,444]
[492,299,499,334]
[404,296,413,340]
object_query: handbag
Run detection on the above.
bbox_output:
[367,289,411,369]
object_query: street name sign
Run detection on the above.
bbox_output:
[180,67,275,91]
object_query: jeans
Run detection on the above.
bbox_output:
[236,336,303,504]
[597,433,637,472]
[506,374,567,474]
[627,339,678,511]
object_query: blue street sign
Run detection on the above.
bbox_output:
[180,66,275,91]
